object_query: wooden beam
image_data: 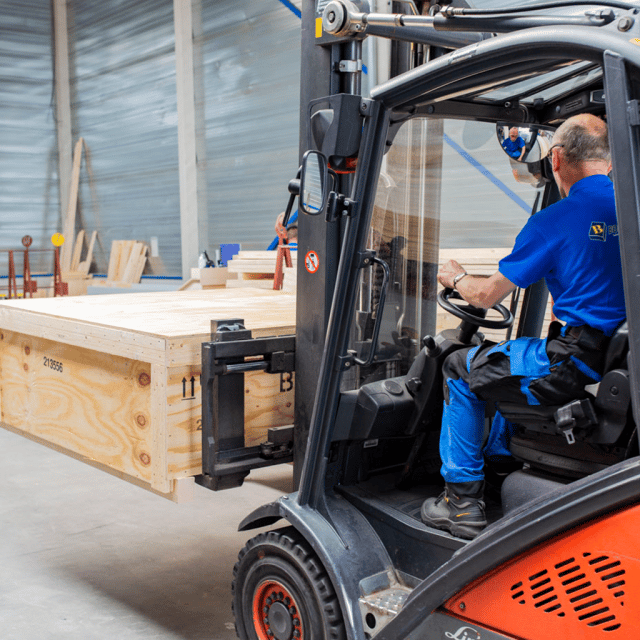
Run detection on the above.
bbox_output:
[78,229,98,275]
[173,0,206,281]
[60,138,84,271]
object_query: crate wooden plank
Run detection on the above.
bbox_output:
[0,289,295,342]
[0,289,296,501]
[226,279,278,289]
[228,258,297,271]
[235,251,297,261]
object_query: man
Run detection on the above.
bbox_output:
[502,126,526,160]
[421,114,626,539]
[269,210,298,249]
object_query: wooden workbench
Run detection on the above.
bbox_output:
[0,289,296,501]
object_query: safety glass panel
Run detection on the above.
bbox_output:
[345,117,543,388]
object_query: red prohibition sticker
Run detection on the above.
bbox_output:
[305,250,320,274]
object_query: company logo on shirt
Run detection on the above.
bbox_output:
[589,222,606,241]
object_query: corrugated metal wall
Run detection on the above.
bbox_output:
[0,0,58,274]
[199,0,302,253]
[70,0,181,275]
[68,0,302,276]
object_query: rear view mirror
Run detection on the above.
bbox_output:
[300,150,329,215]
[497,124,552,164]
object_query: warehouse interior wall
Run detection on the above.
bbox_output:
[68,0,181,276]
[0,0,302,280]
[198,2,301,257]
[0,0,58,274]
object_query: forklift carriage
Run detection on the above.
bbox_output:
[224,3,640,640]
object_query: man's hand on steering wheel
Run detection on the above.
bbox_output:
[437,259,515,330]
[438,259,467,291]
[438,259,517,312]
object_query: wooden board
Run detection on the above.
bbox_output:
[0,289,296,501]
[60,137,84,272]
[78,229,98,276]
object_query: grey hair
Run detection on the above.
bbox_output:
[553,118,610,164]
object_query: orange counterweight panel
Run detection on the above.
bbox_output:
[444,504,640,639]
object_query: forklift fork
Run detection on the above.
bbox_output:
[196,319,296,491]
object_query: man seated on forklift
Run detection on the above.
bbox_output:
[421,113,626,540]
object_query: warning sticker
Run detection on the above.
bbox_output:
[305,251,320,274]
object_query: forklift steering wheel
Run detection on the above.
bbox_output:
[438,288,513,329]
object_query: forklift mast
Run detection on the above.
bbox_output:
[294,0,369,486]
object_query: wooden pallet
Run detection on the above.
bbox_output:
[0,289,296,501]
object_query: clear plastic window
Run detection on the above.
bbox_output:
[346,117,543,388]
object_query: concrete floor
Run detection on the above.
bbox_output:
[0,427,293,640]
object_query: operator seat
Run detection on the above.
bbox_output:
[499,323,637,512]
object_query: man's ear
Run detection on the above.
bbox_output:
[551,150,561,173]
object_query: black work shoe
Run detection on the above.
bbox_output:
[420,481,487,540]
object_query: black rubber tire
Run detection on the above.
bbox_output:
[232,527,346,640]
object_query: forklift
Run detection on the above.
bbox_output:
[197,1,640,638]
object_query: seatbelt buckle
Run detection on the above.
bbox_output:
[562,427,576,445]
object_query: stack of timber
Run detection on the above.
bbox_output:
[0,289,295,502]
[94,240,148,288]
[226,250,298,290]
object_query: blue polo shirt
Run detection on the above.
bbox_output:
[502,136,525,159]
[499,174,625,335]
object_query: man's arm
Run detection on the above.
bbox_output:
[438,259,517,309]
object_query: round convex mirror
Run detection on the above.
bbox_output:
[497,124,552,164]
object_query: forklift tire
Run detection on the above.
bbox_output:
[232,526,346,640]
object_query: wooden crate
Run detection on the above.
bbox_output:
[0,289,296,501]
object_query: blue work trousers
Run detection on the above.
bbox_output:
[440,332,603,483]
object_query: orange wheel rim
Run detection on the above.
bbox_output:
[252,580,304,640]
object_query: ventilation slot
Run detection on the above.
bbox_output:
[510,581,525,605]
[509,552,627,632]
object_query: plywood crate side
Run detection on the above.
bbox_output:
[0,421,193,502]
[243,370,295,446]
[165,363,203,479]
[0,331,155,483]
